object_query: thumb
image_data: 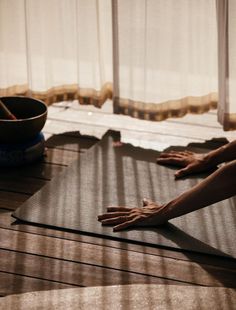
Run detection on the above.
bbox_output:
[175,166,192,179]
[142,198,154,206]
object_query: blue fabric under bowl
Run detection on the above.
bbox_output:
[0,133,45,167]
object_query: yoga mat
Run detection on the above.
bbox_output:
[13,131,236,258]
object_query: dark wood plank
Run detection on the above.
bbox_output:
[0,148,79,195]
[0,192,30,211]
[0,249,178,291]
[0,175,47,195]
[0,162,64,181]
[0,227,235,287]
[0,145,79,198]
[0,271,73,296]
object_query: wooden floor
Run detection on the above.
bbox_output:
[0,101,235,298]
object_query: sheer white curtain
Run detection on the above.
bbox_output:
[0,0,235,130]
[216,0,236,130]
[112,0,218,121]
[0,0,113,105]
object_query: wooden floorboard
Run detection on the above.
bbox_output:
[0,162,64,181]
[0,249,179,288]
[1,210,235,270]
[0,175,47,195]
[0,193,30,211]
[0,271,74,296]
[0,228,235,287]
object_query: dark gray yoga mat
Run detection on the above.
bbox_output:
[13,131,236,258]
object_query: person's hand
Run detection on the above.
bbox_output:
[98,198,168,232]
[156,150,215,178]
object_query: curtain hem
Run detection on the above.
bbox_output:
[114,93,218,121]
[218,112,236,131]
[0,83,113,107]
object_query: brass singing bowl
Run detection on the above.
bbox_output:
[0,96,47,144]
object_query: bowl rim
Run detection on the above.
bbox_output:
[0,96,48,122]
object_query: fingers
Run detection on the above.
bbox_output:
[156,157,184,167]
[175,165,195,179]
[183,151,194,155]
[98,201,162,231]
[98,211,130,221]
[142,198,153,206]
[106,206,133,212]
[100,214,133,226]
[98,210,143,231]
[175,168,188,178]
[158,150,193,158]
[113,216,141,231]
[158,153,182,160]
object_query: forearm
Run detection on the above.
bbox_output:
[205,140,236,165]
[164,159,236,221]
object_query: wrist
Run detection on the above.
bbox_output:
[203,149,223,167]
[159,200,178,221]
[204,145,227,166]
[161,193,190,221]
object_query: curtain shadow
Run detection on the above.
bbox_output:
[45,131,99,151]
[162,137,229,153]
